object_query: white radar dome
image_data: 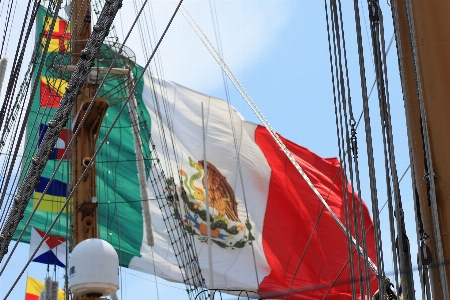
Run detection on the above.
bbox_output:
[68,238,119,297]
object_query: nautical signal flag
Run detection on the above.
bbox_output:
[25,276,65,300]
[42,14,70,52]
[38,123,71,160]
[33,177,67,213]
[40,77,68,108]
[30,227,67,268]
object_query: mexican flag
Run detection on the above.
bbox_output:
[129,75,379,298]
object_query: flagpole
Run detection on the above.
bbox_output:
[201,102,214,299]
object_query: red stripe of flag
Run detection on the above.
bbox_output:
[256,125,378,299]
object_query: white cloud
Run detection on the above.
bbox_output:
[115,0,291,93]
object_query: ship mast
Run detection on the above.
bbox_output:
[392,0,450,298]
[71,0,107,246]
[70,0,108,298]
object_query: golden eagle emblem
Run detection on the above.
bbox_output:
[199,160,240,222]
[178,157,253,249]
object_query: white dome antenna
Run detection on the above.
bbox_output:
[68,238,119,297]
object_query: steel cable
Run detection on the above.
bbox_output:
[351,0,387,298]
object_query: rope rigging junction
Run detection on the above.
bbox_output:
[0,0,448,299]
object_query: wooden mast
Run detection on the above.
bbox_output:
[70,0,108,298]
[393,0,450,298]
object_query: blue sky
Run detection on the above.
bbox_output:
[0,0,418,299]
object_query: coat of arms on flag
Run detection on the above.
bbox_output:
[30,227,67,268]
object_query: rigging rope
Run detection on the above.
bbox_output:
[355,33,394,130]
[329,7,357,300]
[335,1,374,292]
[369,5,401,293]
[126,74,154,247]
[369,2,415,297]
[2,0,17,55]
[0,0,39,149]
[0,0,15,56]
[350,0,388,298]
